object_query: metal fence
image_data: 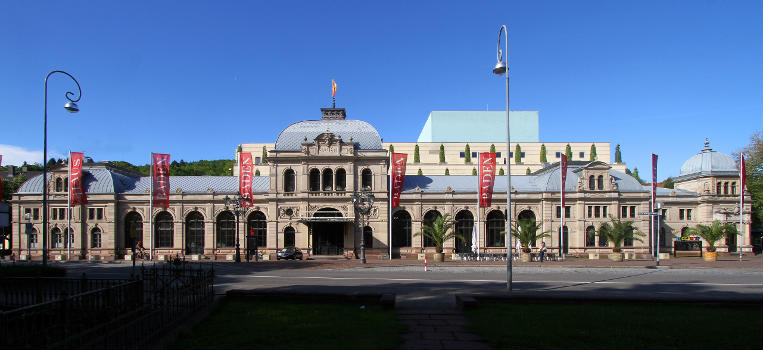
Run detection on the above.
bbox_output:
[0,263,214,350]
[0,275,131,309]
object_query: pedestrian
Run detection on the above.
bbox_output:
[539,241,547,262]
[515,239,522,261]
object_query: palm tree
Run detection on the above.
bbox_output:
[597,216,645,252]
[686,220,738,252]
[509,218,551,253]
[414,214,463,253]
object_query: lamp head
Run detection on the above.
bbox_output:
[64,101,79,113]
[493,60,507,76]
[224,195,231,207]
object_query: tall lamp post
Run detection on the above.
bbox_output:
[224,195,244,263]
[42,71,81,266]
[492,25,512,291]
[351,190,375,264]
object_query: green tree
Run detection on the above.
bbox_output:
[261,146,268,164]
[514,144,522,164]
[597,216,646,252]
[389,145,394,154]
[414,144,420,163]
[540,144,547,163]
[417,168,423,175]
[525,167,531,175]
[687,220,738,252]
[615,144,622,163]
[490,144,496,153]
[237,145,242,153]
[631,168,645,184]
[414,214,462,253]
[439,144,445,163]
[2,174,27,202]
[509,218,551,252]
[565,144,572,160]
[472,168,477,176]
[255,169,261,176]
[464,144,471,163]
[590,144,597,161]
[499,168,505,176]
[662,177,675,189]
[738,130,762,229]
[444,168,450,175]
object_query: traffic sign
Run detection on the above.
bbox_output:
[638,212,659,216]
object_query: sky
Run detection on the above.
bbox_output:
[1,0,761,179]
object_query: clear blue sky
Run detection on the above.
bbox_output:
[1,0,761,179]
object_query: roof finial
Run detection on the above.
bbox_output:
[331,79,337,108]
[703,137,711,151]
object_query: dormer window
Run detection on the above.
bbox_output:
[283,169,295,192]
[597,175,604,190]
[322,168,333,191]
[55,178,63,192]
[309,169,320,191]
[589,175,595,190]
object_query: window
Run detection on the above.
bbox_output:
[731,182,736,195]
[97,208,103,220]
[91,227,102,248]
[624,231,633,247]
[486,210,505,247]
[361,169,372,190]
[509,152,513,158]
[363,226,373,248]
[52,227,63,248]
[585,226,596,247]
[565,206,571,218]
[555,152,561,158]
[556,206,571,218]
[621,206,628,218]
[556,206,562,218]
[52,208,57,220]
[124,212,143,248]
[309,168,320,191]
[28,229,38,248]
[579,152,585,159]
[422,210,441,247]
[589,176,595,190]
[216,211,236,248]
[686,209,692,221]
[587,206,593,218]
[455,211,474,253]
[472,152,477,158]
[392,210,412,247]
[322,168,333,191]
[717,182,722,194]
[247,211,267,248]
[55,178,63,192]
[64,228,73,248]
[598,229,609,247]
[33,208,39,220]
[597,175,604,190]
[723,182,729,195]
[284,226,295,247]
[495,152,501,158]
[679,209,685,220]
[459,152,465,158]
[64,177,68,192]
[520,152,525,158]
[24,208,31,219]
[630,206,636,218]
[254,157,261,165]
[283,169,295,192]
[185,211,205,255]
[155,211,173,248]
[602,206,607,218]
[335,168,346,191]
[594,206,601,218]
[661,209,667,219]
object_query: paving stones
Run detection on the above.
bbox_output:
[397,310,491,350]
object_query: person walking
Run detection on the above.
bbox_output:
[538,241,547,263]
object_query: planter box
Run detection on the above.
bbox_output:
[124,255,133,261]
[88,255,100,261]
[54,254,64,261]
[608,252,624,262]
[418,253,426,260]
[658,253,670,260]
[623,253,636,260]
[702,251,717,262]
[226,254,234,261]
[588,253,599,260]
[520,252,532,262]
[157,255,167,261]
[191,254,201,261]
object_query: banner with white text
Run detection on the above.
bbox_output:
[390,153,408,208]
[479,153,496,208]
[69,152,87,205]
[152,153,171,208]
[239,152,253,207]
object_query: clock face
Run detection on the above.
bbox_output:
[285,208,294,216]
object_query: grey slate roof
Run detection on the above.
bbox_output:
[274,119,384,151]
[678,143,738,178]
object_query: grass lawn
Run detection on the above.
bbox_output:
[169,297,402,350]
[465,300,762,350]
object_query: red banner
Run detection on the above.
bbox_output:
[651,154,658,211]
[741,154,745,208]
[239,152,253,207]
[479,153,496,208]
[390,153,407,208]
[0,155,3,200]
[152,153,170,208]
[561,154,567,208]
[69,152,87,205]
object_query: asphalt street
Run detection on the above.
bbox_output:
[61,261,763,309]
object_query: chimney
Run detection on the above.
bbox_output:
[320,108,346,120]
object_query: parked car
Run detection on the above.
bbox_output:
[277,246,303,260]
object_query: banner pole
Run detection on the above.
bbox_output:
[477,190,480,261]
[740,153,744,262]
[389,151,392,260]
[560,170,563,261]
[149,153,153,260]
[67,150,71,261]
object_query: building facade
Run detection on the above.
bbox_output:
[9,108,752,261]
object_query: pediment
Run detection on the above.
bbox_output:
[572,161,611,173]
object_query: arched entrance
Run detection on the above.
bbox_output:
[124,212,143,251]
[517,210,537,247]
[422,210,442,247]
[454,210,474,253]
[313,208,344,255]
[185,211,205,255]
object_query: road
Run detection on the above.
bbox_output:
[63,261,762,308]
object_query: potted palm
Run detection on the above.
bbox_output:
[415,214,463,262]
[510,218,551,262]
[687,220,738,262]
[597,216,645,262]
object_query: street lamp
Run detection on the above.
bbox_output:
[351,190,375,264]
[493,25,512,291]
[42,71,81,266]
[224,195,244,263]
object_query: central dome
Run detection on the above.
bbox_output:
[274,108,383,151]
[679,139,737,177]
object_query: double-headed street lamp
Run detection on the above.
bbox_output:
[42,71,81,266]
[224,195,245,263]
[351,190,375,264]
[493,25,512,291]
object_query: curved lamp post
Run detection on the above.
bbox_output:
[42,71,81,266]
[493,25,512,291]
[351,190,375,264]
[223,195,244,263]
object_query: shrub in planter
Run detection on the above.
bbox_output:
[415,214,463,262]
[687,221,738,262]
[597,216,645,261]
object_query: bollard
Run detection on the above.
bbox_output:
[424,255,427,272]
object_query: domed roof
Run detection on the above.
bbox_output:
[679,139,738,177]
[274,109,383,151]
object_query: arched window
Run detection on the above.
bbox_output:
[392,210,412,247]
[585,226,596,247]
[284,226,295,247]
[486,210,505,247]
[589,175,595,190]
[597,175,604,190]
[51,227,62,248]
[247,211,267,248]
[28,228,38,248]
[55,178,63,192]
[64,177,68,192]
[717,182,722,194]
[283,169,295,193]
[731,182,736,195]
[363,226,373,248]
[322,168,333,191]
[422,210,442,247]
[455,210,474,254]
[335,168,346,191]
[362,169,372,190]
[598,226,609,247]
[64,227,74,248]
[124,212,143,250]
[91,227,102,248]
[216,211,235,248]
[723,182,729,195]
[155,211,174,248]
[624,225,634,247]
[185,211,205,255]
[309,168,320,191]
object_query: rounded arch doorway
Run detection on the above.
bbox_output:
[313,208,345,255]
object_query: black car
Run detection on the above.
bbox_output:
[277,246,303,260]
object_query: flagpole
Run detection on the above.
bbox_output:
[149,153,153,260]
[560,170,563,261]
[739,153,744,262]
[388,150,392,261]
[477,191,480,261]
[67,150,71,261]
